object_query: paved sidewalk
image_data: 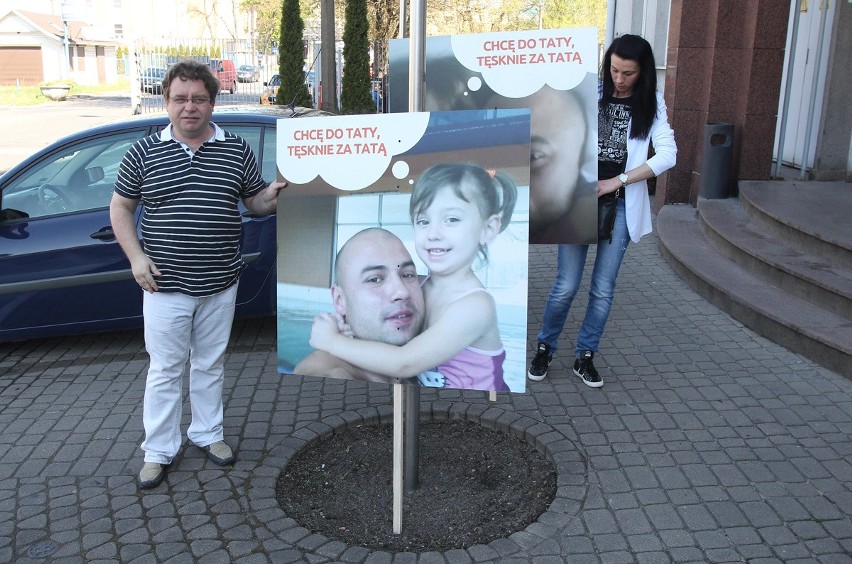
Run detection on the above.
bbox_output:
[1,236,850,563]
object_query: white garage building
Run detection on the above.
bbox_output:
[0,9,119,86]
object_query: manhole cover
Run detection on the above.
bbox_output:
[27,540,60,558]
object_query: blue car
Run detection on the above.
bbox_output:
[0,106,328,342]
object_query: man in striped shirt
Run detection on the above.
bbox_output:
[110,59,287,490]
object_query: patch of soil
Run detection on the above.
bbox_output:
[275,419,557,553]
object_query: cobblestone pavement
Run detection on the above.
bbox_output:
[1,237,850,563]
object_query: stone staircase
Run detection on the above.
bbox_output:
[656,179,852,378]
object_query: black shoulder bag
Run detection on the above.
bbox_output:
[598,155,626,243]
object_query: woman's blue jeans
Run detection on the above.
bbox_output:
[536,198,630,358]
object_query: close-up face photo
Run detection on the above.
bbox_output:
[489,86,587,234]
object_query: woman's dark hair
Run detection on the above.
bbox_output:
[162,59,220,102]
[600,34,657,140]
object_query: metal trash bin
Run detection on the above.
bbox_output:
[699,122,734,199]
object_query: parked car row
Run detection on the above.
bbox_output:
[0,106,330,342]
[260,74,282,105]
[141,67,166,94]
[237,65,260,83]
[140,59,238,95]
[260,71,316,105]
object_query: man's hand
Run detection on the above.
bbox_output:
[265,180,288,203]
[131,255,161,293]
[244,180,288,216]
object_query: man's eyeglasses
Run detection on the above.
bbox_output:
[169,96,211,105]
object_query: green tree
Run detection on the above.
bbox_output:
[340,0,374,114]
[277,0,313,107]
[366,0,401,77]
[543,0,606,43]
[243,0,318,72]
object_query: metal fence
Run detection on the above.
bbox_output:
[131,37,275,114]
[128,37,387,115]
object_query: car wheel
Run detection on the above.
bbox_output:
[37,183,73,214]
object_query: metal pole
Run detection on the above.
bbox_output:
[62,20,70,80]
[798,0,829,180]
[408,0,426,114]
[392,384,404,534]
[774,0,802,179]
[605,0,616,48]
[320,0,338,113]
[404,0,426,495]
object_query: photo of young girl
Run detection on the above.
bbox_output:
[308,163,518,391]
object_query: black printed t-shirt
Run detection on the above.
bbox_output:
[598,95,633,181]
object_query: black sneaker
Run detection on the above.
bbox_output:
[573,350,603,388]
[527,342,553,381]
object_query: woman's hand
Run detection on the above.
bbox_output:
[597,176,623,198]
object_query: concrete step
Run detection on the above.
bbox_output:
[698,197,852,320]
[657,203,852,378]
[739,180,852,270]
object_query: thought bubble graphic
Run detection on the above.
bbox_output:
[450,27,598,98]
[277,113,430,191]
[392,160,410,179]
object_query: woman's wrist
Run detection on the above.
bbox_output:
[611,176,623,193]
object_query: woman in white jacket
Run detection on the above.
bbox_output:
[528,34,677,387]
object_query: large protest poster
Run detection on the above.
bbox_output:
[389,28,598,244]
[275,109,531,393]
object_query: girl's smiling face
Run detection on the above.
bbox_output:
[413,184,500,276]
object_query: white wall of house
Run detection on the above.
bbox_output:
[0,13,65,82]
[39,41,67,81]
[5,0,253,44]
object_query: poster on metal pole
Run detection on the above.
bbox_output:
[274,109,531,394]
[274,108,530,533]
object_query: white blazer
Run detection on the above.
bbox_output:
[619,91,677,242]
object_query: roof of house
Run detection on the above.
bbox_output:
[2,9,118,46]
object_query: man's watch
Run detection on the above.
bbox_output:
[618,173,629,187]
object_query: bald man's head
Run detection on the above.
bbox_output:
[331,228,425,346]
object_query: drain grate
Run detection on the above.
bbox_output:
[27,540,60,558]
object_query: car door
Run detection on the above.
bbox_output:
[0,127,149,341]
[222,121,278,316]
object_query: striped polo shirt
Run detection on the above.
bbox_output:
[114,123,267,297]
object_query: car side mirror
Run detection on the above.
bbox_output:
[86,166,105,184]
[0,208,29,222]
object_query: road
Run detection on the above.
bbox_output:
[0,94,134,174]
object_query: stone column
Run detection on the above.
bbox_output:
[654,0,790,210]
